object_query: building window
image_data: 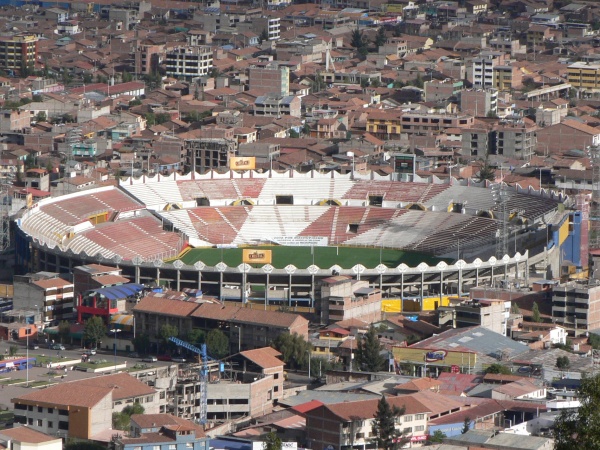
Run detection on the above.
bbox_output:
[404,415,413,422]
[28,418,33,425]
[169,445,177,450]
[403,427,412,433]
[416,414,425,420]
[415,425,424,432]
[38,407,43,413]
[48,421,53,428]
[37,419,43,426]
[48,408,54,414]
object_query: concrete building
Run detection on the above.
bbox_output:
[0,35,37,73]
[0,427,63,450]
[24,169,49,192]
[552,281,600,336]
[317,276,382,324]
[400,112,475,136]
[439,298,510,335]
[237,142,281,164]
[495,120,537,160]
[472,51,506,89]
[461,126,494,158]
[568,62,600,92]
[13,272,74,326]
[537,119,600,154]
[424,79,463,102]
[0,109,30,132]
[248,64,290,96]
[254,95,301,118]
[461,89,498,117]
[185,137,236,173]
[165,47,213,81]
[366,110,403,140]
[73,264,129,296]
[117,414,208,450]
[494,64,523,91]
[12,373,158,439]
[238,16,280,41]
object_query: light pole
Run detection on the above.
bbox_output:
[110,328,121,372]
[307,348,311,381]
[26,326,30,387]
[326,333,331,362]
[234,325,241,353]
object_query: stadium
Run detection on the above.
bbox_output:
[15,170,564,312]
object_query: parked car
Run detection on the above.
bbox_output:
[28,343,39,350]
[157,354,172,362]
[142,356,157,363]
[127,352,140,358]
[88,348,97,355]
[50,344,65,351]
[172,356,186,363]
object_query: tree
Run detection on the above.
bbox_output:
[35,111,47,123]
[557,356,570,369]
[371,395,407,450]
[350,28,369,59]
[121,71,133,83]
[132,333,150,355]
[511,302,521,314]
[476,158,495,183]
[485,363,512,375]
[554,374,600,449]
[83,316,106,349]
[273,333,311,369]
[206,329,229,359]
[187,328,205,346]
[374,26,386,47]
[589,333,600,350]
[159,324,178,350]
[155,113,170,125]
[58,321,71,344]
[411,74,424,88]
[532,302,541,322]
[355,325,386,372]
[428,430,447,443]
[263,432,282,450]
[112,403,144,430]
[259,29,269,44]
[462,417,471,434]
[145,112,156,126]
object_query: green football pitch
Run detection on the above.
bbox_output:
[178,245,448,269]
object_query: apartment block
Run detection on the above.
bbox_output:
[552,281,600,336]
[254,95,301,118]
[495,120,537,160]
[13,273,74,326]
[568,62,600,92]
[248,64,290,96]
[438,298,510,335]
[317,275,382,324]
[424,79,463,102]
[493,64,523,91]
[0,34,37,72]
[472,51,506,89]
[165,47,213,80]
[401,112,474,136]
[461,89,498,117]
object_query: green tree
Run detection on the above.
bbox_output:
[412,74,424,88]
[83,73,93,84]
[35,111,47,123]
[371,395,407,450]
[129,99,142,107]
[155,113,170,125]
[355,325,386,372]
[121,71,133,83]
[557,356,570,369]
[83,316,106,349]
[259,29,269,44]
[206,329,229,358]
[374,26,386,47]
[132,333,150,355]
[511,302,520,314]
[428,430,447,443]
[589,333,600,349]
[462,417,471,434]
[485,363,512,375]
[58,320,71,344]
[187,328,205,346]
[289,129,299,138]
[145,112,156,126]
[476,158,495,183]
[112,403,144,430]
[532,302,541,322]
[263,432,282,450]
[273,332,311,369]
[9,345,17,357]
[159,324,178,350]
[554,374,600,449]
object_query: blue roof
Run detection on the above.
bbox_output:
[90,283,144,300]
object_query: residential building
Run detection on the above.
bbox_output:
[378,38,408,58]
[461,89,498,117]
[237,142,281,164]
[317,275,382,324]
[174,348,285,421]
[438,298,510,335]
[133,294,309,354]
[13,272,74,326]
[0,35,37,72]
[24,169,49,192]
[366,109,402,139]
[494,64,523,91]
[306,391,466,449]
[185,137,237,173]
[0,427,62,450]
[165,47,213,81]
[12,373,158,439]
[401,112,474,136]
[0,109,30,132]
[424,80,463,102]
[461,126,494,158]
[76,283,145,324]
[527,25,553,46]
[472,51,506,89]
[238,16,280,41]
[568,62,600,92]
[248,64,290,96]
[135,44,163,75]
[536,119,600,154]
[552,281,600,336]
[117,414,208,450]
[254,95,301,118]
[495,120,537,160]
[73,264,130,296]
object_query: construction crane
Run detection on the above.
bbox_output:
[169,336,213,425]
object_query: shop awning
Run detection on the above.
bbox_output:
[110,314,133,326]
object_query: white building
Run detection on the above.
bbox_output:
[165,46,213,80]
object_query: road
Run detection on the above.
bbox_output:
[0,340,173,411]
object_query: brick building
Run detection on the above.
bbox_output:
[317,276,382,324]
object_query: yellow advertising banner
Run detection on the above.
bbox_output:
[230,157,256,170]
[392,347,477,366]
[26,193,33,209]
[243,249,272,264]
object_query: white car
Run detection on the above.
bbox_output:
[172,357,187,363]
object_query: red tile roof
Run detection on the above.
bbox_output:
[0,427,60,444]
[240,347,284,369]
